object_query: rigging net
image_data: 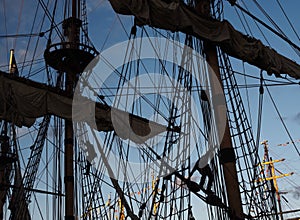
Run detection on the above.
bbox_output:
[1,0,299,219]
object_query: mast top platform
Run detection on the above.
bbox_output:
[44,17,98,74]
[44,42,98,74]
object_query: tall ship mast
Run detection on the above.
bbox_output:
[0,0,299,219]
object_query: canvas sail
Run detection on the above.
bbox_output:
[0,71,167,141]
[109,0,300,79]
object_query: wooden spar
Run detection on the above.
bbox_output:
[0,183,64,196]
[197,0,244,218]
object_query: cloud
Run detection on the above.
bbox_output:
[16,48,27,60]
[86,0,110,13]
[294,112,300,125]
[277,112,300,124]
[292,187,300,200]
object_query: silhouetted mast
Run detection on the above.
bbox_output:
[44,0,97,219]
[196,0,244,218]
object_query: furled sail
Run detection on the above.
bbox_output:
[109,0,300,79]
[0,71,167,141]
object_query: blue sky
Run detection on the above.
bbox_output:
[1,0,300,219]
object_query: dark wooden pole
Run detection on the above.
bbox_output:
[64,1,79,219]
[196,0,244,218]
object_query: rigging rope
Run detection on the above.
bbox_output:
[13,0,24,49]
[264,83,300,158]
[230,1,300,57]
[255,71,264,151]
[224,67,300,85]
[0,33,45,38]
[21,1,44,76]
[240,0,271,46]
[275,0,300,43]
[38,0,64,41]
[233,6,253,36]
[242,61,253,126]
[2,0,9,66]
[219,49,276,219]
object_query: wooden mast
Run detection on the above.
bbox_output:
[64,0,79,219]
[260,140,294,220]
[195,0,244,218]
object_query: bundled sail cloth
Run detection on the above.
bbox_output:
[109,0,300,79]
[0,71,167,142]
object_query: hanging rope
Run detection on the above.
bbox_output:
[13,0,25,49]
[240,0,271,46]
[255,71,264,150]
[242,62,253,126]
[2,0,9,65]
[264,83,300,158]
[275,0,300,43]
[38,0,64,41]
[229,1,300,56]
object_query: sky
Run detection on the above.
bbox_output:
[0,0,300,219]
